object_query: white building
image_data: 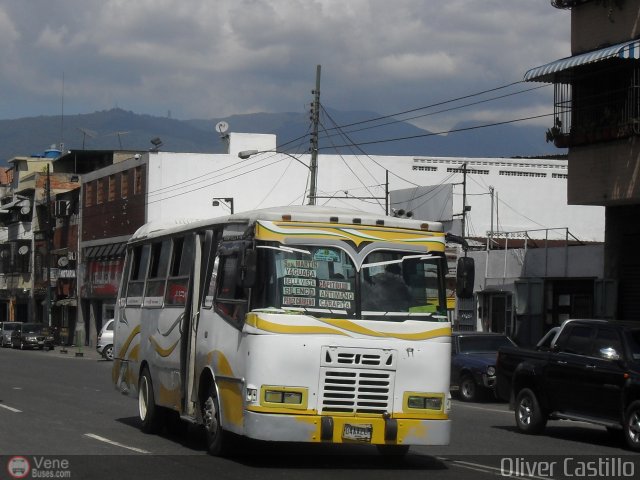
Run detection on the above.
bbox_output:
[147,133,604,244]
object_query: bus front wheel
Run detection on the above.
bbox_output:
[138,367,164,434]
[202,385,226,456]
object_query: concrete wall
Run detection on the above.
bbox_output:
[470,243,604,293]
[144,150,604,243]
[568,137,640,206]
[572,0,640,54]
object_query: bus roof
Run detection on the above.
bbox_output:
[129,205,444,243]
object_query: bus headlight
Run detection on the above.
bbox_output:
[261,386,308,409]
[404,392,444,412]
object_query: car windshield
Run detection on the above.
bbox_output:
[22,323,43,333]
[253,244,447,321]
[458,335,514,353]
[2,324,17,331]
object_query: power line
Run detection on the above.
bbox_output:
[322,80,526,132]
[321,112,554,150]
[320,84,549,141]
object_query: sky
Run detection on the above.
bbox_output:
[0,1,571,132]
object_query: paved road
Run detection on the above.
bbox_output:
[1,346,638,480]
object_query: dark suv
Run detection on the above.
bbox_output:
[11,323,54,350]
[451,332,516,401]
[496,319,640,451]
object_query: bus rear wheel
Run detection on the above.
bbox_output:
[138,367,164,434]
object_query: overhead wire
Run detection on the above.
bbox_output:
[72,71,591,224]
[320,84,550,141]
[318,108,385,211]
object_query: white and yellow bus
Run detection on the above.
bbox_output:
[113,205,459,456]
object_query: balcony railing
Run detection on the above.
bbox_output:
[548,64,640,148]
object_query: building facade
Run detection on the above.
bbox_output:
[1,133,606,346]
[527,0,640,320]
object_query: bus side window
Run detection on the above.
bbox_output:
[126,244,150,306]
[215,253,247,324]
[144,240,171,307]
[165,236,194,307]
[203,256,219,308]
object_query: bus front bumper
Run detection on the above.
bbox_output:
[243,410,450,446]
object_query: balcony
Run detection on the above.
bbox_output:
[548,122,639,148]
[546,63,640,148]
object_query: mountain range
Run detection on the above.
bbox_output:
[0,108,564,164]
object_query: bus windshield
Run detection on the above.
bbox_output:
[253,244,447,321]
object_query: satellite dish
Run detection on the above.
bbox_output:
[215,121,229,134]
[58,256,69,267]
[18,245,29,255]
[20,206,30,215]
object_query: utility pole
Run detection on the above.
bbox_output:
[309,65,321,205]
[488,186,495,250]
[385,170,389,215]
[45,164,52,327]
[461,163,468,243]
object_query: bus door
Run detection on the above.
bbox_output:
[181,229,216,418]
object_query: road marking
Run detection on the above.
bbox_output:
[84,433,151,454]
[0,404,21,413]
[438,457,553,480]
[452,402,511,414]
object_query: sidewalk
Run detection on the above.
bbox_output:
[53,344,105,361]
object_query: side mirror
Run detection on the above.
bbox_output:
[456,256,475,298]
[239,248,257,288]
[599,347,620,361]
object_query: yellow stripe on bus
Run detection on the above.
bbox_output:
[246,313,450,340]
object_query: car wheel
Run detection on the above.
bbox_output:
[103,345,114,361]
[515,388,547,434]
[459,374,477,402]
[138,367,164,434]
[624,401,640,452]
[202,383,230,456]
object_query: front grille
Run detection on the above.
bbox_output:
[322,346,395,369]
[319,346,396,415]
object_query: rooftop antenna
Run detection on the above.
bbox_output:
[215,121,230,152]
[107,131,130,149]
[60,72,65,151]
[77,127,97,149]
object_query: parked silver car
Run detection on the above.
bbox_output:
[97,319,114,360]
[0,321,20,347]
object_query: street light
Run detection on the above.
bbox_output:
[237,150,317,205]
[212,197,234,214]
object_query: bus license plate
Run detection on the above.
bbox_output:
[342,423,372,442]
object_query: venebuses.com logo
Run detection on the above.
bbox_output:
[6,455,71,479]
[7,456,30,479]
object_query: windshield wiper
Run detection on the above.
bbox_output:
[257,245,311,255]
[361,254,436,270]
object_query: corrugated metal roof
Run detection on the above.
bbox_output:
[524,39,640,83]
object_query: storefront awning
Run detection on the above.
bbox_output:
[85,242,126,259]
[0,198,29,214]
[524,39,640,83]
